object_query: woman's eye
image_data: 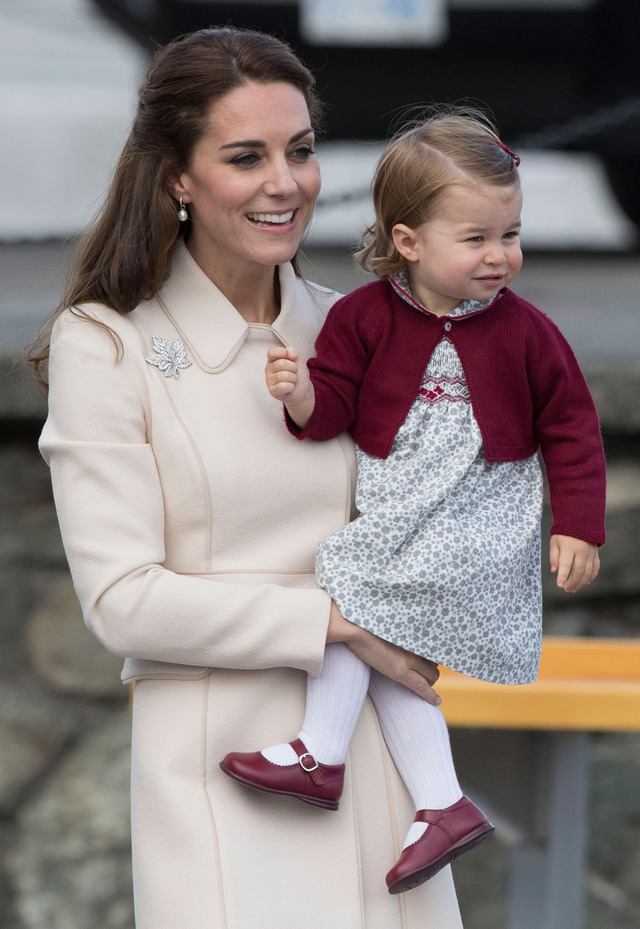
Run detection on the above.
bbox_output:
[229,152,261,167]
[289,145,316,161]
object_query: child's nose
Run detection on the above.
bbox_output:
[485,243,507,264]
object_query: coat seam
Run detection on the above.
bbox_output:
[154,375,215,569]
[200,673,229,929]
[367,695,408,929]
[345,747,367,929]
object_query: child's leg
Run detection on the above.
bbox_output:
[368,668,493,894]
[220,644,370,810]
[367,669,462,846]
[262,642,371,766]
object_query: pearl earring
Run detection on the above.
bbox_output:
[177,198,188,222]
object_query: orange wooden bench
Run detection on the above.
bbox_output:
[437,637,640,929]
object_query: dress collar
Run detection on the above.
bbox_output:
[150,239,306,373]
[387,267,500,319]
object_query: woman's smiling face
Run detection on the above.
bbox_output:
[172,80,321,280]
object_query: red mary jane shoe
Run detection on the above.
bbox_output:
[386,796,494,894]
[220,738,345,811]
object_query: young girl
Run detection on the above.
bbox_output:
[220,110,606,895]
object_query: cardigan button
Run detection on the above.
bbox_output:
[444,321,452,332]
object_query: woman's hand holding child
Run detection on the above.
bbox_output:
[550,535,600,593]
[327,601,442,707]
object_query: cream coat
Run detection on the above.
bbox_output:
[40,242,463,929]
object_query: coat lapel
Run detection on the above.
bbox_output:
[153,241,249,373]
[144,240,331,373]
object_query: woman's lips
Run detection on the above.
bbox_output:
[247,210,295,226]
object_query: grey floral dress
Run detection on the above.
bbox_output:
[316,273,543,685]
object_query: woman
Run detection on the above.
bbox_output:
[30,27,463,929]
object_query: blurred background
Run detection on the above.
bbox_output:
[1,1,639,927]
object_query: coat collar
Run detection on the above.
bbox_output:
[151,240,310,373]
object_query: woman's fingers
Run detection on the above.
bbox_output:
[349,631,441,705]
[411,654,440,686]
[405,669,441,705]
[326,601,441,704]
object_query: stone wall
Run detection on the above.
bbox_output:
[1,353,639,929]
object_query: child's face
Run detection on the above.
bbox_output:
[393,183,523,317]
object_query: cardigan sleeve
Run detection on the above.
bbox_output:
[527,312,606,545]
[291,289,381,442]
[39,309,331,676]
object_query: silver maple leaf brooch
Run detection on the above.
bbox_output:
[145,336,192,378]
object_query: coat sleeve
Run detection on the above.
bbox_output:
[527,312,607,545]
[40,309,330,675]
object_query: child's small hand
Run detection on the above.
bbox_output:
[265,345,306,401]
[549,534,600,593]
[265,345,315,428]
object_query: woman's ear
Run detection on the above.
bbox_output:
[166,169,190,204]
[392,224,420,262]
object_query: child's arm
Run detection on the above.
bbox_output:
[265,345,316,429]
[550,534,600,593]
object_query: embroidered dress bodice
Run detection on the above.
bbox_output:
[316,270,544,685]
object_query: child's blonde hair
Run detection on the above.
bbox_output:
[357,107,521,277]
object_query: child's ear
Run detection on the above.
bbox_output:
[392,224,420,262]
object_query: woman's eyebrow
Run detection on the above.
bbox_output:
[220,128,314,151]
[289,128,315,143]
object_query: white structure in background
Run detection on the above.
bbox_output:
[301,0,447,45]
[0,0,636,250]
[310,143,638,250]
[0,0,146,240]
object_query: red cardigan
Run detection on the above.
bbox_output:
[291,279,606,545]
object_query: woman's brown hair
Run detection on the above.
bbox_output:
[357,106,521,278]
[27,27,323,390]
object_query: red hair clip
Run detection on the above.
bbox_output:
[494,138,521,167]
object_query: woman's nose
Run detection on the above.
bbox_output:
[263,159,298,197]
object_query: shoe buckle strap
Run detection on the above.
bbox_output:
[299,752,326,786]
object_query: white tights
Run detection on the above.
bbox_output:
[262,643,463,846]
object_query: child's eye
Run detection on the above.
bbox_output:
[504,230,520,240]
[466,236,484,243]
